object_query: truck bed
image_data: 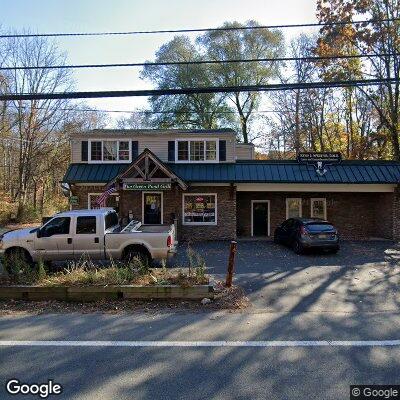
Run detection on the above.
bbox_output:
[136,224,172,233]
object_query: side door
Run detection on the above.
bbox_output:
[73,216,103,260]
[35,217,73,261]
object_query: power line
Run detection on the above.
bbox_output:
[0,78,397,101]
[1,53,397,71]
[0,18,398,38]
[1,104,355,115]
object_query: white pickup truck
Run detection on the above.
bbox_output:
[0,208,176,266]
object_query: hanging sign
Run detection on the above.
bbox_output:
[123,182,172,190]
[297,152,342,176]
[297,152,342,164]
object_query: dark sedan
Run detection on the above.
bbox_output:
[274,218,339,254]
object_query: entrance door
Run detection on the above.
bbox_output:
[252,201,269,236]
[143,193,162,224]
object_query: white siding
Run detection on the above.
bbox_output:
[71,132,236,163]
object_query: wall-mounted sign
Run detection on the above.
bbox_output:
[69,196,79,205]
[297,152,342,163]
[297,152,342,176]
[123,182,172,191]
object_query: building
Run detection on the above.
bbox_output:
[63,129,400,241]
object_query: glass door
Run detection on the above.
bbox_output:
[143,193,162,224]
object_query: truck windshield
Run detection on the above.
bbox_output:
[105,212,119,230]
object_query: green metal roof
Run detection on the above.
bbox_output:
[63,161,400,185]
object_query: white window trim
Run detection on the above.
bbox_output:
[286,198,302,219]
[88,140,132,163]
[310,198,327,220]
[182,193,218,226]
[87,193,118,209]
[175,139,219,163]
[251,200,270,237]
[142,192,164,225]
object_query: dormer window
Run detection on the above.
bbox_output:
[89,140,131,163]
[175,139,219,163]
[103,141,117,161]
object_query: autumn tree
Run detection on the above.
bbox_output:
[316,0,400,160]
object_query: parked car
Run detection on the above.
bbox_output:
[0,208,176,267]
[274,218,339,254]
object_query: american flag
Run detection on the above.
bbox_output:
[94,183,117,208]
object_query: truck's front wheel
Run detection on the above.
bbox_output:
[4,247,33,274]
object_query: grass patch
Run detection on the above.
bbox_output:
[2,247,209,288]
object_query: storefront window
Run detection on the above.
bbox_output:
[311,198,327,219]
[183,194,217,225]
[286,198,302,219]
[88,194,119,212]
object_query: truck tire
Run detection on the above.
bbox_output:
[123,246,151,266]
[4,247,33,274]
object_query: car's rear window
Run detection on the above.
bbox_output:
[306,224,335,232]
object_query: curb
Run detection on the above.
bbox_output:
[0,285,214,302]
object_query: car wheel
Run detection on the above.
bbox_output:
[4,248,33,274]
[292,240,304,255]
[123,248,151,266]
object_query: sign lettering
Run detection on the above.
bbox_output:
[297,152,342,163]
[123,182,172,190]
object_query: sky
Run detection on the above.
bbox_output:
[0,0,319,120]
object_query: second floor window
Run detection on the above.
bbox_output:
[103,141,117,161]
[190,141,205,161]
[90,140,130,162]
[91,141,102,161]
[176,140,218,162]
[178,141,189,161]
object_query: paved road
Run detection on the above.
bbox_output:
[1,311,400,399]
[1,241,400,399]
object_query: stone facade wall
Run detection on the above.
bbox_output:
[237,191,394,240]
[70,184,395,241]
[392,186,400,241]
[70,185,105,209]
[179,186,236,242]
[71,184,236,241]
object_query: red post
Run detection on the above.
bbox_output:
[225,241,237,288]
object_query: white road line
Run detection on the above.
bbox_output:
[0,340,400,347]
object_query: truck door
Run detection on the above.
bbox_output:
[35,217,74,261]
[73,216,103,259]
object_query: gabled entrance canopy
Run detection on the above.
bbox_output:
[109,148,187,190]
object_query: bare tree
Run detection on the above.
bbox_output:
[3,32,73,218]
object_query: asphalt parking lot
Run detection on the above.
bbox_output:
[172,240,400,312]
